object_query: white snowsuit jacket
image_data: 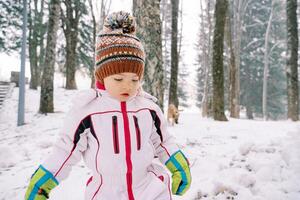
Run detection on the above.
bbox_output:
[42,88,180,200]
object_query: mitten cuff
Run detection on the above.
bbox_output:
[25,165,59,200]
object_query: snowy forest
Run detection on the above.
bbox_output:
[1,0,300,200]
[1,0,299,121]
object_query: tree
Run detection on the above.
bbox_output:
[77,4,94,89]
[60,0,86,89]
[266,1,287,120]
[161,0,172,100]
[240,0,287,119]
[230,0,250,118]
[39,0,60,113]
[286,0,299,121]
[28,0,46,89]
[196,0,215,117]
[212,0,228,121]
[262,0,275,120]
[168,0,179,107]
[226,0,239,118]
[0,1,22,52]
[87,0,96,88]
[86,0,111,88]
[175,1,189,108]
[133,0,164,109]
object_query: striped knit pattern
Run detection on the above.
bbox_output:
[94,32,145,84]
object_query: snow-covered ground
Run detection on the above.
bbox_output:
[1,84,300,200]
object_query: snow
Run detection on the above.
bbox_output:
[0,53,31,81]
[1,83,300,200]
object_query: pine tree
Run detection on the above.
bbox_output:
[266,0,287,120]
[262,0,275,120]
[77,9,94,88]
[240,0,271,119]
[0,1,22,52]
[240,0,287,119]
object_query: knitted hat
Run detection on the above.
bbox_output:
[94,11,145,84]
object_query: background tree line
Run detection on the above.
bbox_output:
[0,0,299,121]
[196,0,299,121]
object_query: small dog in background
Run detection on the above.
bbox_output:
[167,104,179,126]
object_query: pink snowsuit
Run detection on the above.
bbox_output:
[42,88,180,200]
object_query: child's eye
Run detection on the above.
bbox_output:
[114,78,123,82]
[132,79,139,82]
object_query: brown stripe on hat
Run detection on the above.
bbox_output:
[94,11,145,84]
[94,58,144,84]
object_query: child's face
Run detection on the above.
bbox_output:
[103,72,141,102]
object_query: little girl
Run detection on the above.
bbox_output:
[25,11,191,200]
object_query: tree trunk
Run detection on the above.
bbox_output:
[37,0,45,86]
[225,2,239,118]
[262,0,275,120]
[62,0,82,90]
[133,0,164,109]
[39,0,60,113]
[232,0,245,119]
[286,0,299,121]
[200,0,208,116]
[28,0,45,89]
[65,34,78,89]
[245,56,254,119]
[37,35,45,87]
[161,0,171,99]
[88,0,96,88]
[28,0,39,89]
[99,0,106,28]
[212,0,228,121]
[168,0,179,108]
[246,102,254,119]
[201,0,214,118]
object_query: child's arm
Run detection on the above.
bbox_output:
[25,106,89,200]
[150,105,191,196]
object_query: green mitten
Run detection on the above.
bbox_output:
[165,150,191,195]
[25,165,59,200]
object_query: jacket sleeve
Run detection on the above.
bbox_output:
[149,104,180,164]
[42,106,90,182]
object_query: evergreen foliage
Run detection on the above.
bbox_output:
[0,1,22,52]
[240,0,286,119]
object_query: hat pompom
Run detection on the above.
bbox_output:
[104,11,136,34]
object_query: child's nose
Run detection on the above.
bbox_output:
[122,82,132,90]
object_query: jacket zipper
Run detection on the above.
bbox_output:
[121,102,134,200]
[133,116,141,150]
[112,116,120,154]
